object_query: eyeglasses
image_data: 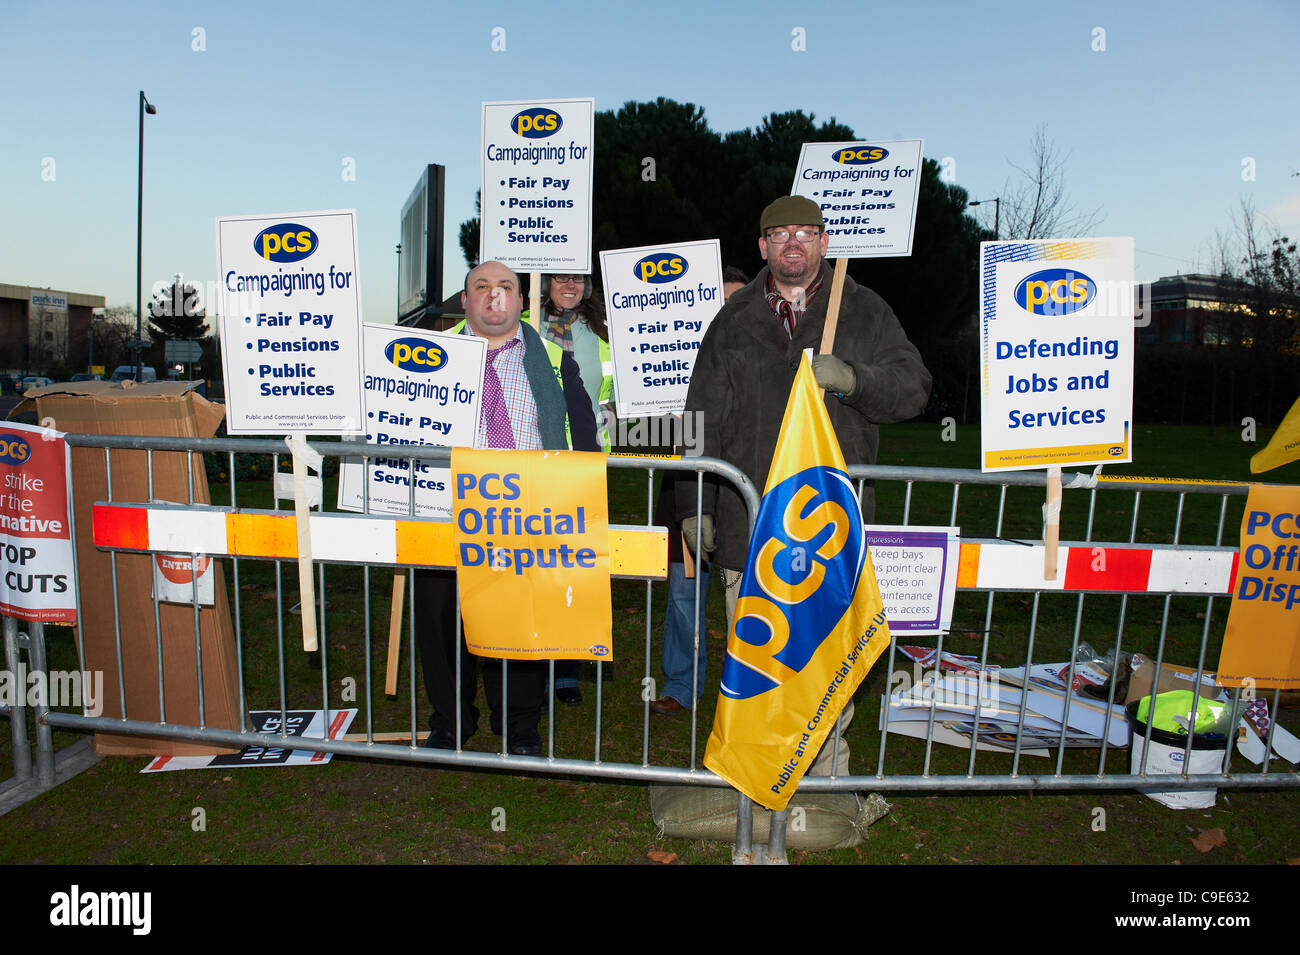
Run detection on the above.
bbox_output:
[552,275,585,285]
[765,229,821,244]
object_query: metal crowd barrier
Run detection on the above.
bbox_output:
[0,616,99,815]
[36,435,761,784]
[5,434,1297,858]
[817,463,1298,796]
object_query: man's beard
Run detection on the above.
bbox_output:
[773,255,816,285]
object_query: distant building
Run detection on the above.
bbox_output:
[0,283,106,373]
[1137,272,1269,347]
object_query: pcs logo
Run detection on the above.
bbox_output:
[511,108,562,139]
[720,467,866,701]
[588,644,610,657]
[633,252,686,284]
[1014,268,1097,316]
[0,433,32,467]
[832,145,888,165]
[1108,446,1124,456]
[254,223,317,263]
[385,337,447,373]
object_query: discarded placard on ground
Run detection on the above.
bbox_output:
[883,648,1129,753]
[140,708,355,772]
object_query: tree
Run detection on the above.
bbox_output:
[1178,201,1300,428]
[591,98,725,257]
[147,274,207,342]
[93,306,145,371]
[996,126,1100,239]
[146,275,212,377]
[458,190,481,272]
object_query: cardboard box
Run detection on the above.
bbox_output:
[14,381,244,756]
[1124,653,1227,708]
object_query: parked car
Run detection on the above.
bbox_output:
[69,372,103,382]
[110,365,157,382]
[19,376,54,393]
[0,374,18,395]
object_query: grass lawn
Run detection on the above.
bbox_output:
[1,423,1296,865]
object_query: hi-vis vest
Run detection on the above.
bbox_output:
[450,319,576,449]
[597,337,613,404]
[593,336,613,452]
[522,312,614,452]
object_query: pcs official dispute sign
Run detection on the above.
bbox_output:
[452,448,611,660]
[1220,485,1300,690]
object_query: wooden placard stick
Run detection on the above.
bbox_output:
[287,433,319,652]
[529,271,541,333]
[1043,465,1062,580]
[385,572,406,696]
[816,258,850,396]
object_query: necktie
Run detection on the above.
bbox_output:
[481,339,520,449]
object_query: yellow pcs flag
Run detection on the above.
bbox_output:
[703,355,891,811]
[1251,395,1300,473]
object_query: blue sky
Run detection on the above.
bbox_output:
[2,0,1297,327]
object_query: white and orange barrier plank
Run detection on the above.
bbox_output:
[955,539,1239,595]
[92,503,668,580]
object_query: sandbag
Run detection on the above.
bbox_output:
[649,785,889,850]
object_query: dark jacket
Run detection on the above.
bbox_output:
[676,263,931,569]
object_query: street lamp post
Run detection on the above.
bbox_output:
[88,312,103,376]
[395,243,402,320]
[969,197,1001,240]
[136,91,157,383]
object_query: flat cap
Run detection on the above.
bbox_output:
[760,195,824,233]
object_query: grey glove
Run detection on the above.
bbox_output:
[811,354,856,396]
[680,514,715,561]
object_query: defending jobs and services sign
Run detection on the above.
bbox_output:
[337,324,486,519]
[979,238,1135,472]
[600,240,723,418]
[0,422,76,624]
[791,139,925,258]
[480,98,595,273]
[452,448,612,661]
[216,209,365,435]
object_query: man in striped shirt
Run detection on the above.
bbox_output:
[414,261,598,756]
